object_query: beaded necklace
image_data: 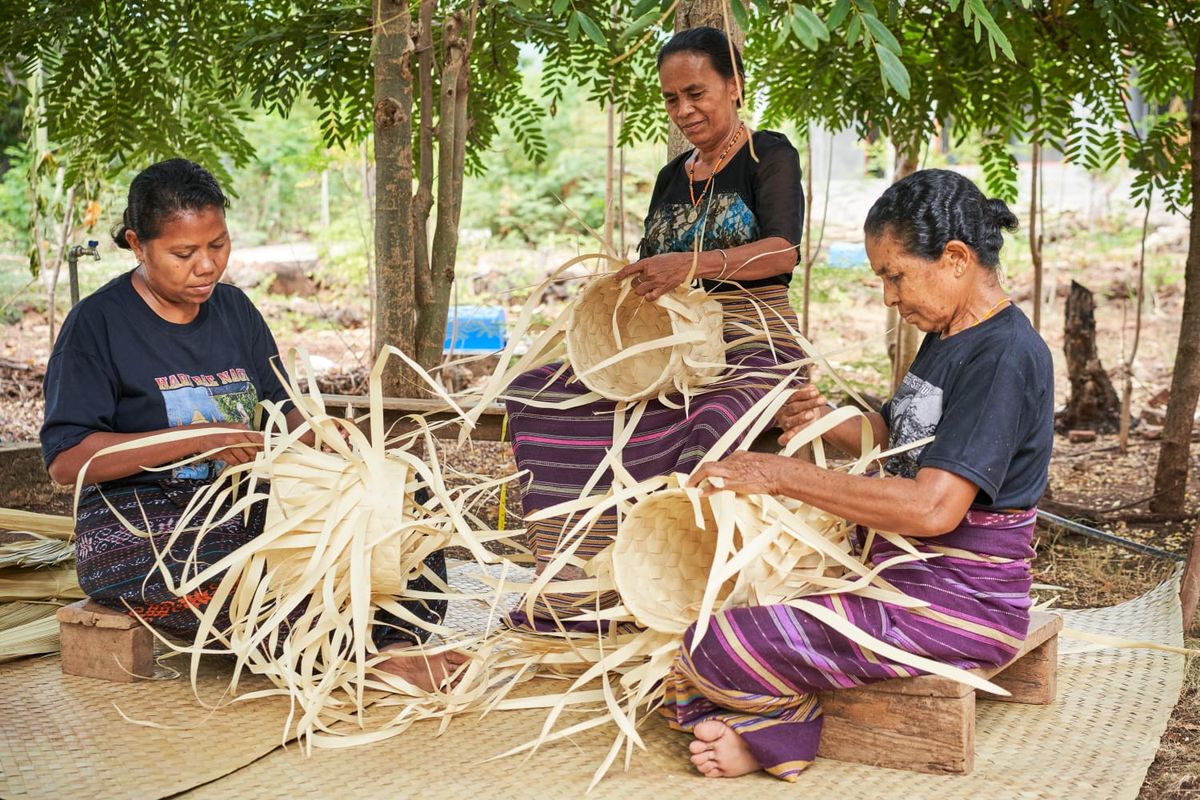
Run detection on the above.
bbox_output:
[687,121,745,207]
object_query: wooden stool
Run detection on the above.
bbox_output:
[816,609,1063,774]
[56,599,154,682]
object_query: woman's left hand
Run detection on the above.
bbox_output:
[614,252,699,302]
[688,451,802,497]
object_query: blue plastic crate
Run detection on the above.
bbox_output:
[444,305,507,354]
[826,242,869,269]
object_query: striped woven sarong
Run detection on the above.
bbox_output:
[505,285,807,620]
[661,507,1037,780]
[74,479,447,646]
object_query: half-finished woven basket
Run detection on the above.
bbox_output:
[612,487,851,635]
[565,275,724,402]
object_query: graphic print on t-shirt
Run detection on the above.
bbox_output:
[154,369,259,479]
[885,371,943,478]
[643,192,758,255]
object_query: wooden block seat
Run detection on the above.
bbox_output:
[815,609,1063,774]
[57,599,154,683]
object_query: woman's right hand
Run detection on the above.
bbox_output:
[776,386,830,445]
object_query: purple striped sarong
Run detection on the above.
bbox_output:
[505,285,807,619]
[661,507,1037,780]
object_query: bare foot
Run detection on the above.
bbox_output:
[688,719,761,778]
[375,645,468,692]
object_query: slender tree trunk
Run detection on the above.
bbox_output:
[412,0,435,314]
[414,5,476,370]
[605,100,615,253]
[1119,200,1151,451]
[1152,41,1200,516]
[803,125,814,339]
[668,1,742,160]
[618,111,627,257]
[372,0,416,396]
[46,186,76,349]
[1030,141,1043,333]
[888,147,921,393]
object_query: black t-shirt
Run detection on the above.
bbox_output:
[639,129,804,291]
[881,305,1054,510]
[40,270,289,484]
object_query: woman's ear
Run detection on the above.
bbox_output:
[943,240,973,277]
[125,229,146,265]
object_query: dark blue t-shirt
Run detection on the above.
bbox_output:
[40,270,289,483]
[881,304,1054,510]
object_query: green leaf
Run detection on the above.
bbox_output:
[575,11,606,47]
[552,0,569,16]
[846,14,862,46]
[965,0,1016,61]
[631,0,659,16]
[566,11,579,41]
[730,0,750,29]
[618,10,658,45]
[827,0,851,30]
[790,13,818,50]
[797,6,830,42]
[875,43,910,99]
[862,13,901,54]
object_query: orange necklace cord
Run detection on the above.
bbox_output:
[688,121,745,207]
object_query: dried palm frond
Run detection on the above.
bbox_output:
[0,601,62,662]
[0,567,83,602]
[0,508,75,540]
[0,534,75,569]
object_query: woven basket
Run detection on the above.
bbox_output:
[565,276,724,402]
[262,453,419,597]
[612,487,851,635]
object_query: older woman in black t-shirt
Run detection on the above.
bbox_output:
[676,170,1054,782]
[41,160,458,689]
[504,27,808,624]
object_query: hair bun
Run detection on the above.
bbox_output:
[985,198,1019,232]
[111,221,133,250]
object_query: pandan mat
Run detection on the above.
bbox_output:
[0,566,1184,800]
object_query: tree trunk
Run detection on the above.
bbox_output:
[668,2,743,160]
[802,126,813,339]
[1151,39,1200,516]
[414,6,475,371]
[888,147,920,393]
[372,0,416,396]
[1030,141,1043,333]
[1120,200,1151,451]
[1182,518,1200,634]
[1060,281,1120,433]
[412,0,435,315]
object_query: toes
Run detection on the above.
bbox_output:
[690,752,713,768]
[693,719,727,743]
[688,739,713,755]
[699,763,724,778]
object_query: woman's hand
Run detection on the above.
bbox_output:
[776,386,831,446]
[614,252,698,302]
[195,423,263,466]
[688,451,802,497]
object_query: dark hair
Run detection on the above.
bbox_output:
[863,169,1018,269]
[111,159,229,249]
[657,27,745,102]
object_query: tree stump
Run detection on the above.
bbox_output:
[1058,281,1119,433]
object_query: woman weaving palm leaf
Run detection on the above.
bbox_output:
[504,27,809,625]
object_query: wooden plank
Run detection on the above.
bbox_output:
[56,599,139,630]
[320,394,508,442]
[982,635,1058,705]
[817,690,974,774]
[58,601,153,682]
[852,610,1062,699]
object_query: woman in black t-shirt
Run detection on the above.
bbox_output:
[680,170,1054,782]
[41,160,457,689]
[504,27,808,625]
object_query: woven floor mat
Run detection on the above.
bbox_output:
[0,565,1183,800]
[0,653,290,800]
[170,569,1185,800]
